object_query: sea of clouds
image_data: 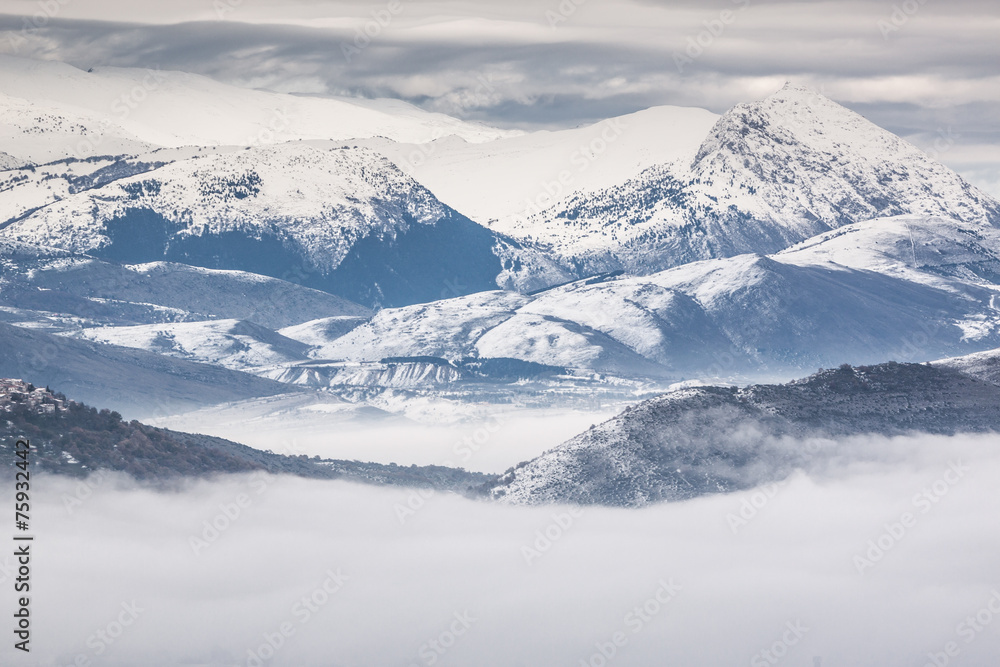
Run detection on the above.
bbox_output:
[2,432,999,666]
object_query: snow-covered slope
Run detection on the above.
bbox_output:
[934,347,1000,387]
[0,154,164,225]
[0,144,567,306]
[0,320,295,418]
[0,148,238,226]
[0,242,370,329]
[277,316,371,348]
[0,151,26,170]
[302,214,1000,377]
[689,84,998,229]
[314,290,531,361]
[361,104,720,225]
[304,286,671,377]
[776,213,1000,287]
[491,85,1000,274]
[0,89,156,165]
[65,319,312,372]
[256,359,466,389]
[488,362,1000,506]
[0,55,516,164]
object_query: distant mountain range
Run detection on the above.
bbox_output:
[0,54,515,165]
[386,83,1000,276]
[2,55,1000,415]
[296,213,1000,377]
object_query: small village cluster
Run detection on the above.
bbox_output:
[0,378,67,414]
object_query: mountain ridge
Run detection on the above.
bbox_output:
[488,359,1000,506]
[494,85,1000,276]
[0,144,570,307]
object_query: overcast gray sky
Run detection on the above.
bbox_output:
[0,0,998,193]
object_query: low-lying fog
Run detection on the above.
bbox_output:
[3,433,1000,666]
[154,402,622,473]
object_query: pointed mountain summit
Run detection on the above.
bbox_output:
[506,84,1000,275]
[691,83,999,233]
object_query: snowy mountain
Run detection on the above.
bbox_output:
[315,281,728,377]
[0,320,295,418]
[0,144,569,306]
[934,347,1000,387]
[0,55,517,165]
[3,74,1000,407]
[488,361,1000,506]
[0,151,25,170]
[66,319,313,372]
[477,85,1000,275]
[4,79,997,310]
[303,213,1000,378]
[360,104,720,226]
[0,240,370,329]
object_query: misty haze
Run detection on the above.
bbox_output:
[1,0,999,665]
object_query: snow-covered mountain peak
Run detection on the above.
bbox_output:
[1,143,448,265]
[0,55,517,165]
[694,83,914,169]
[690,84,1000,230]
[0,141,563,308]
[446,84,1000,280]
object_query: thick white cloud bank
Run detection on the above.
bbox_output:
[156,406,622,473]
[2,432,1000,666]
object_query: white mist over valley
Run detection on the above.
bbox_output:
[2,432,999,666]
